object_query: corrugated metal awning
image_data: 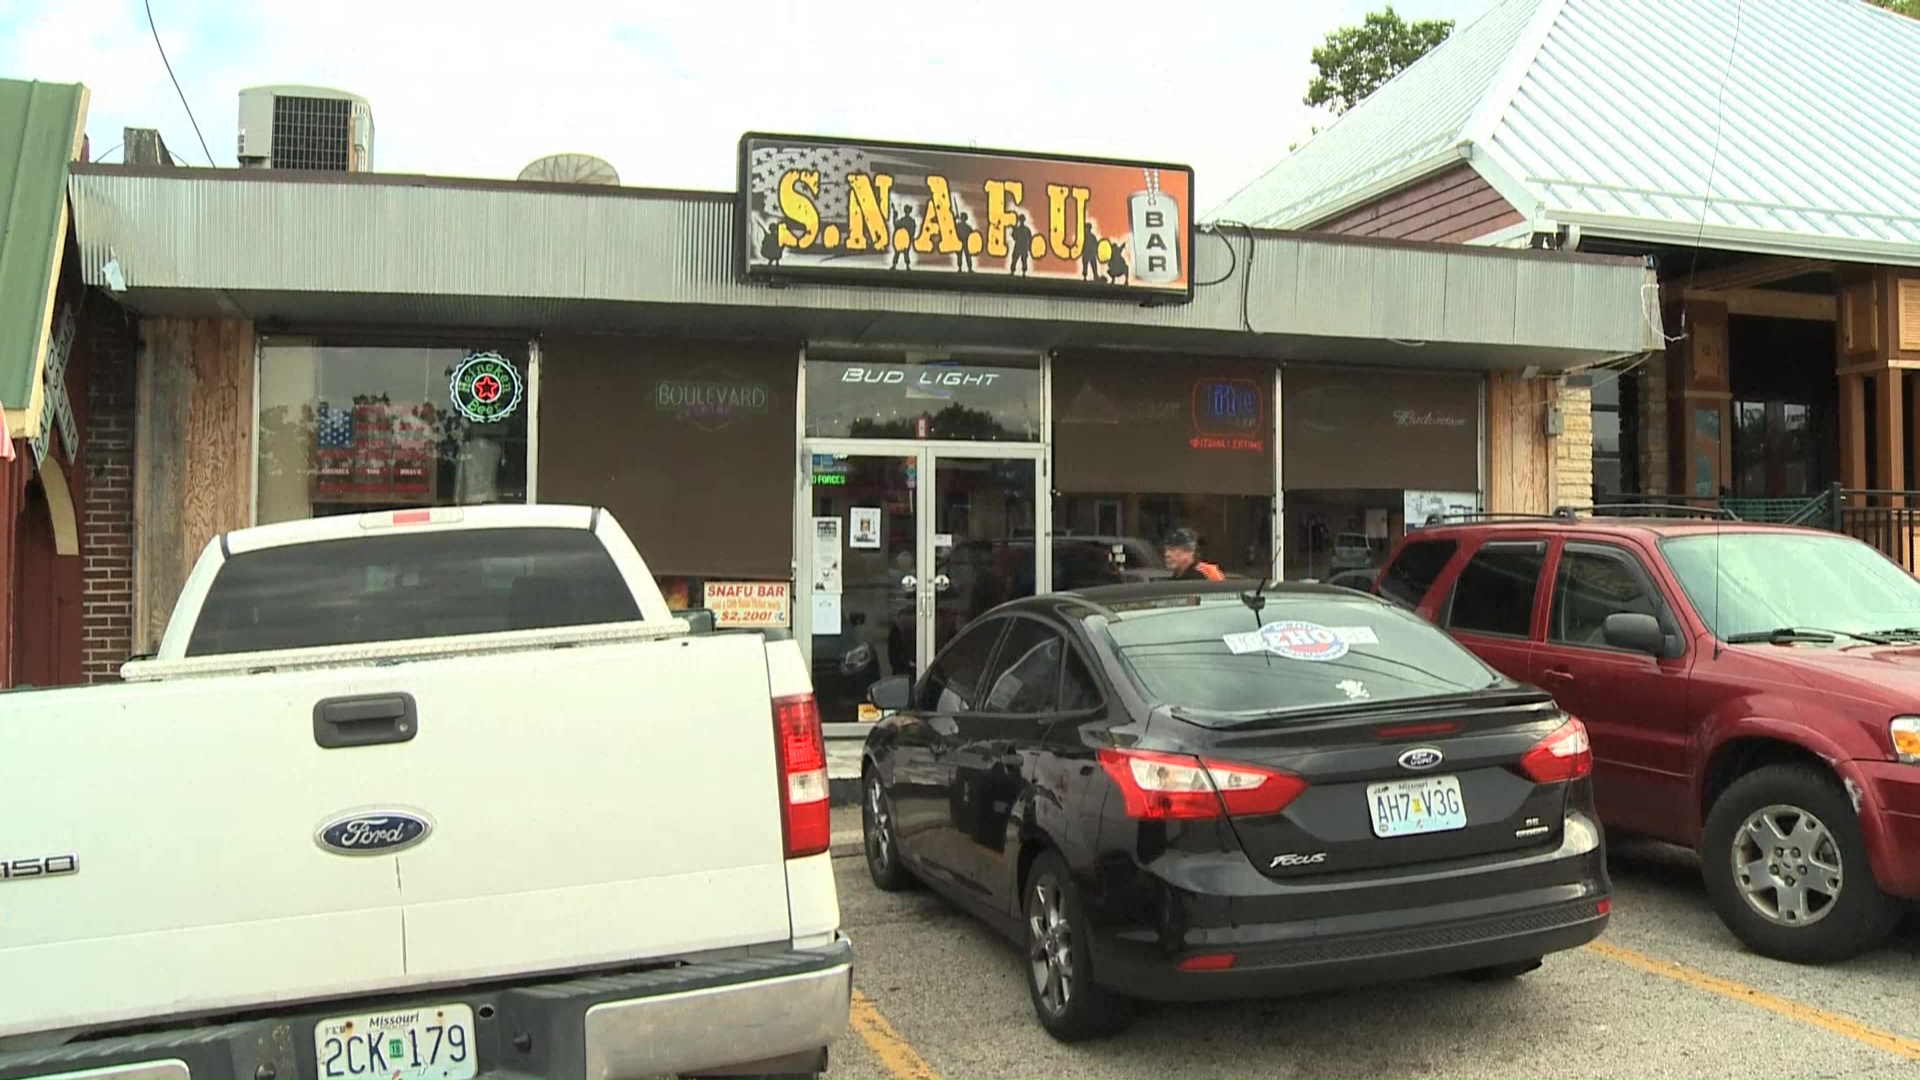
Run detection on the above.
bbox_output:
[0,79,88,436]
[69,165,1661,371]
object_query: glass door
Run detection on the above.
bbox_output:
[929,454,1040,662]
[802,443,1044,726]
[806,452,921,726]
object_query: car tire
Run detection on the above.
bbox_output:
[863,771,914,892]
[1460,956,1543,981]
[1702,764,1900,964]
[1023,851,1129,1042]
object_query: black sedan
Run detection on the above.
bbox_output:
[859,580,1611,1041]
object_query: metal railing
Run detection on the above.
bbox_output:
[1595,486,1920,571]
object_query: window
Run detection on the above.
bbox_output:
[186,528,639,657]
[1551,547,1664,648]
[806,350,1042,442]
[1099,595,1505,719]
[257,338,530,525]
[1059,648,1102,712]
[1446,544,1545,638]
[919,619,1005,713]
[1378,539,1458,609]
[1590,374,1633,500]
[1663,532,1920,640]
[1053,496,1273,584]
[980,620,1064,715]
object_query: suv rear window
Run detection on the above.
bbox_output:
[1099,596,1506,719]
[1378,539,1457,608]
[186,527,641,657]
[1446,543,1545,638]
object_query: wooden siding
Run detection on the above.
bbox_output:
[134,317,254,652]
[1317,164,1524,244]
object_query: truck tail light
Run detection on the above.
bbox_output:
[773,693,831,858]
[1097,748,1307,820]
[1520,717,1592,784]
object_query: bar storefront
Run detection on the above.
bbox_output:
[68,133,1654,713]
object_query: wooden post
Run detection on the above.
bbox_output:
[1669,299,1731,499]
[1839,373,1869,491]
[1877,368,1904,497]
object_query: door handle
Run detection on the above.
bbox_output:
[1540,668,1575,685]
[313,693,418,749]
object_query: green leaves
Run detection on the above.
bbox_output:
[1304,6,1456,115]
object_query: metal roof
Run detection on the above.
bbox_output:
[66,165,1662,370]
[1211,0,1920,266]
[0,79,87,421]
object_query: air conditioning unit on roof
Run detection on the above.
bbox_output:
[237,85,374,172]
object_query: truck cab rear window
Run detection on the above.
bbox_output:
[185,528,641,657]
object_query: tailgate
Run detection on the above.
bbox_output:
[0,632,789,1038]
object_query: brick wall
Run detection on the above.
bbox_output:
[80,308,137,681]
[1554,380,1595,510]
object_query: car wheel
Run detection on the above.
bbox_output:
[1460,956,1543,981]
[863,772,913,892]
[1023,851,1129,1042]
[1702,764,1900,964]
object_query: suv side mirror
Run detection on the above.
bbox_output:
[1602,612,1667,656]
[869,675,913,712]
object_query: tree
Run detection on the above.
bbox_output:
[1305,6,1455,115]
[1867,0,1920,18]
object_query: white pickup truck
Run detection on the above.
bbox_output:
[0,505,849,1080]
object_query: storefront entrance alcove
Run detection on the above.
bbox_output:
[798,349,1046,729]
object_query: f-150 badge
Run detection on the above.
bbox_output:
[1,854,78,880]
[315,808,434,856]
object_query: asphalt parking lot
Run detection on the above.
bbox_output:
[820,809,1920,1079]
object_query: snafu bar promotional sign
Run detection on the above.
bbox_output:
[737,133,1194,302]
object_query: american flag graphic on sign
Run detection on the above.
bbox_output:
[316,404,354,449]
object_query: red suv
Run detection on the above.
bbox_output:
[1371,512,1920,963]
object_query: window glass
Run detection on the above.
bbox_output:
[1663,532,1920,639]
[1379,540,1458,609]
[980,620,1063,715]
[918,618,1005,712]
[257,339,529,524]
[805,351,1041,441]
[1059,648,1102,712]
[186,528,639,657]
[1446,545,1545,638]
[1099,595,1506,719]
[1551,548,1662,647]
[1053,495,1273,585]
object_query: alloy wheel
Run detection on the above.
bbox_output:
[866,778,893,870]
[1732,803,1844,928]
[1028,878,1074,1016]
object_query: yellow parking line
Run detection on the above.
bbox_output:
[1586,940,1920,1061]
[849,987,942,1080]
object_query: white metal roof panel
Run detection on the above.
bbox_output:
[1217,0,1920,265]
[1208,0,1545,227]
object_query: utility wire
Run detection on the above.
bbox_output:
[144,0,216,166]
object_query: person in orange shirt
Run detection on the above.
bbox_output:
[1162,527,1224,581]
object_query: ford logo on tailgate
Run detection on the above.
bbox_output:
[1398,747,1444,771]
[316,808,434,856]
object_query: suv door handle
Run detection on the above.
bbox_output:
[313,693,418,749]
[1540,667,1575,685]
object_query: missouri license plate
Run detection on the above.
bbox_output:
[315,1003,476,1079]
[1367,775,1467,838]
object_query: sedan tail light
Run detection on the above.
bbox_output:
[1098,748,1307,820]
[1519,717,1592,784]
[773,693,831,857]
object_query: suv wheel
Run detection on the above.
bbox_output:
[1023,852,1129,1041]
[1702,764,1900,964]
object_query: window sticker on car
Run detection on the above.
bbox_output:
[1337,678,1371,700]
[1222,620,1380,661]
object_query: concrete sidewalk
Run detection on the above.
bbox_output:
[829,804,862,859]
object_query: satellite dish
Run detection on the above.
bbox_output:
[517,153,620,186]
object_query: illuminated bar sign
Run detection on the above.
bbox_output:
[737,133,1194,302]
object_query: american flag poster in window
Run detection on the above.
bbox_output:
[314,403,354,497]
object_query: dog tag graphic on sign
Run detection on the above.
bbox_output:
[1129,171,1182,285]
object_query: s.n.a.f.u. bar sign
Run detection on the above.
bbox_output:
[737,133,1193,302]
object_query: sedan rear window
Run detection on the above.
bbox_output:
[187,527,641,657]
[1099,596,1507,719]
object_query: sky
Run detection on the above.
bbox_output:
[0,0,1489,212]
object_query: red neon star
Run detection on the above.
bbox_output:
[472,374,502,403]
